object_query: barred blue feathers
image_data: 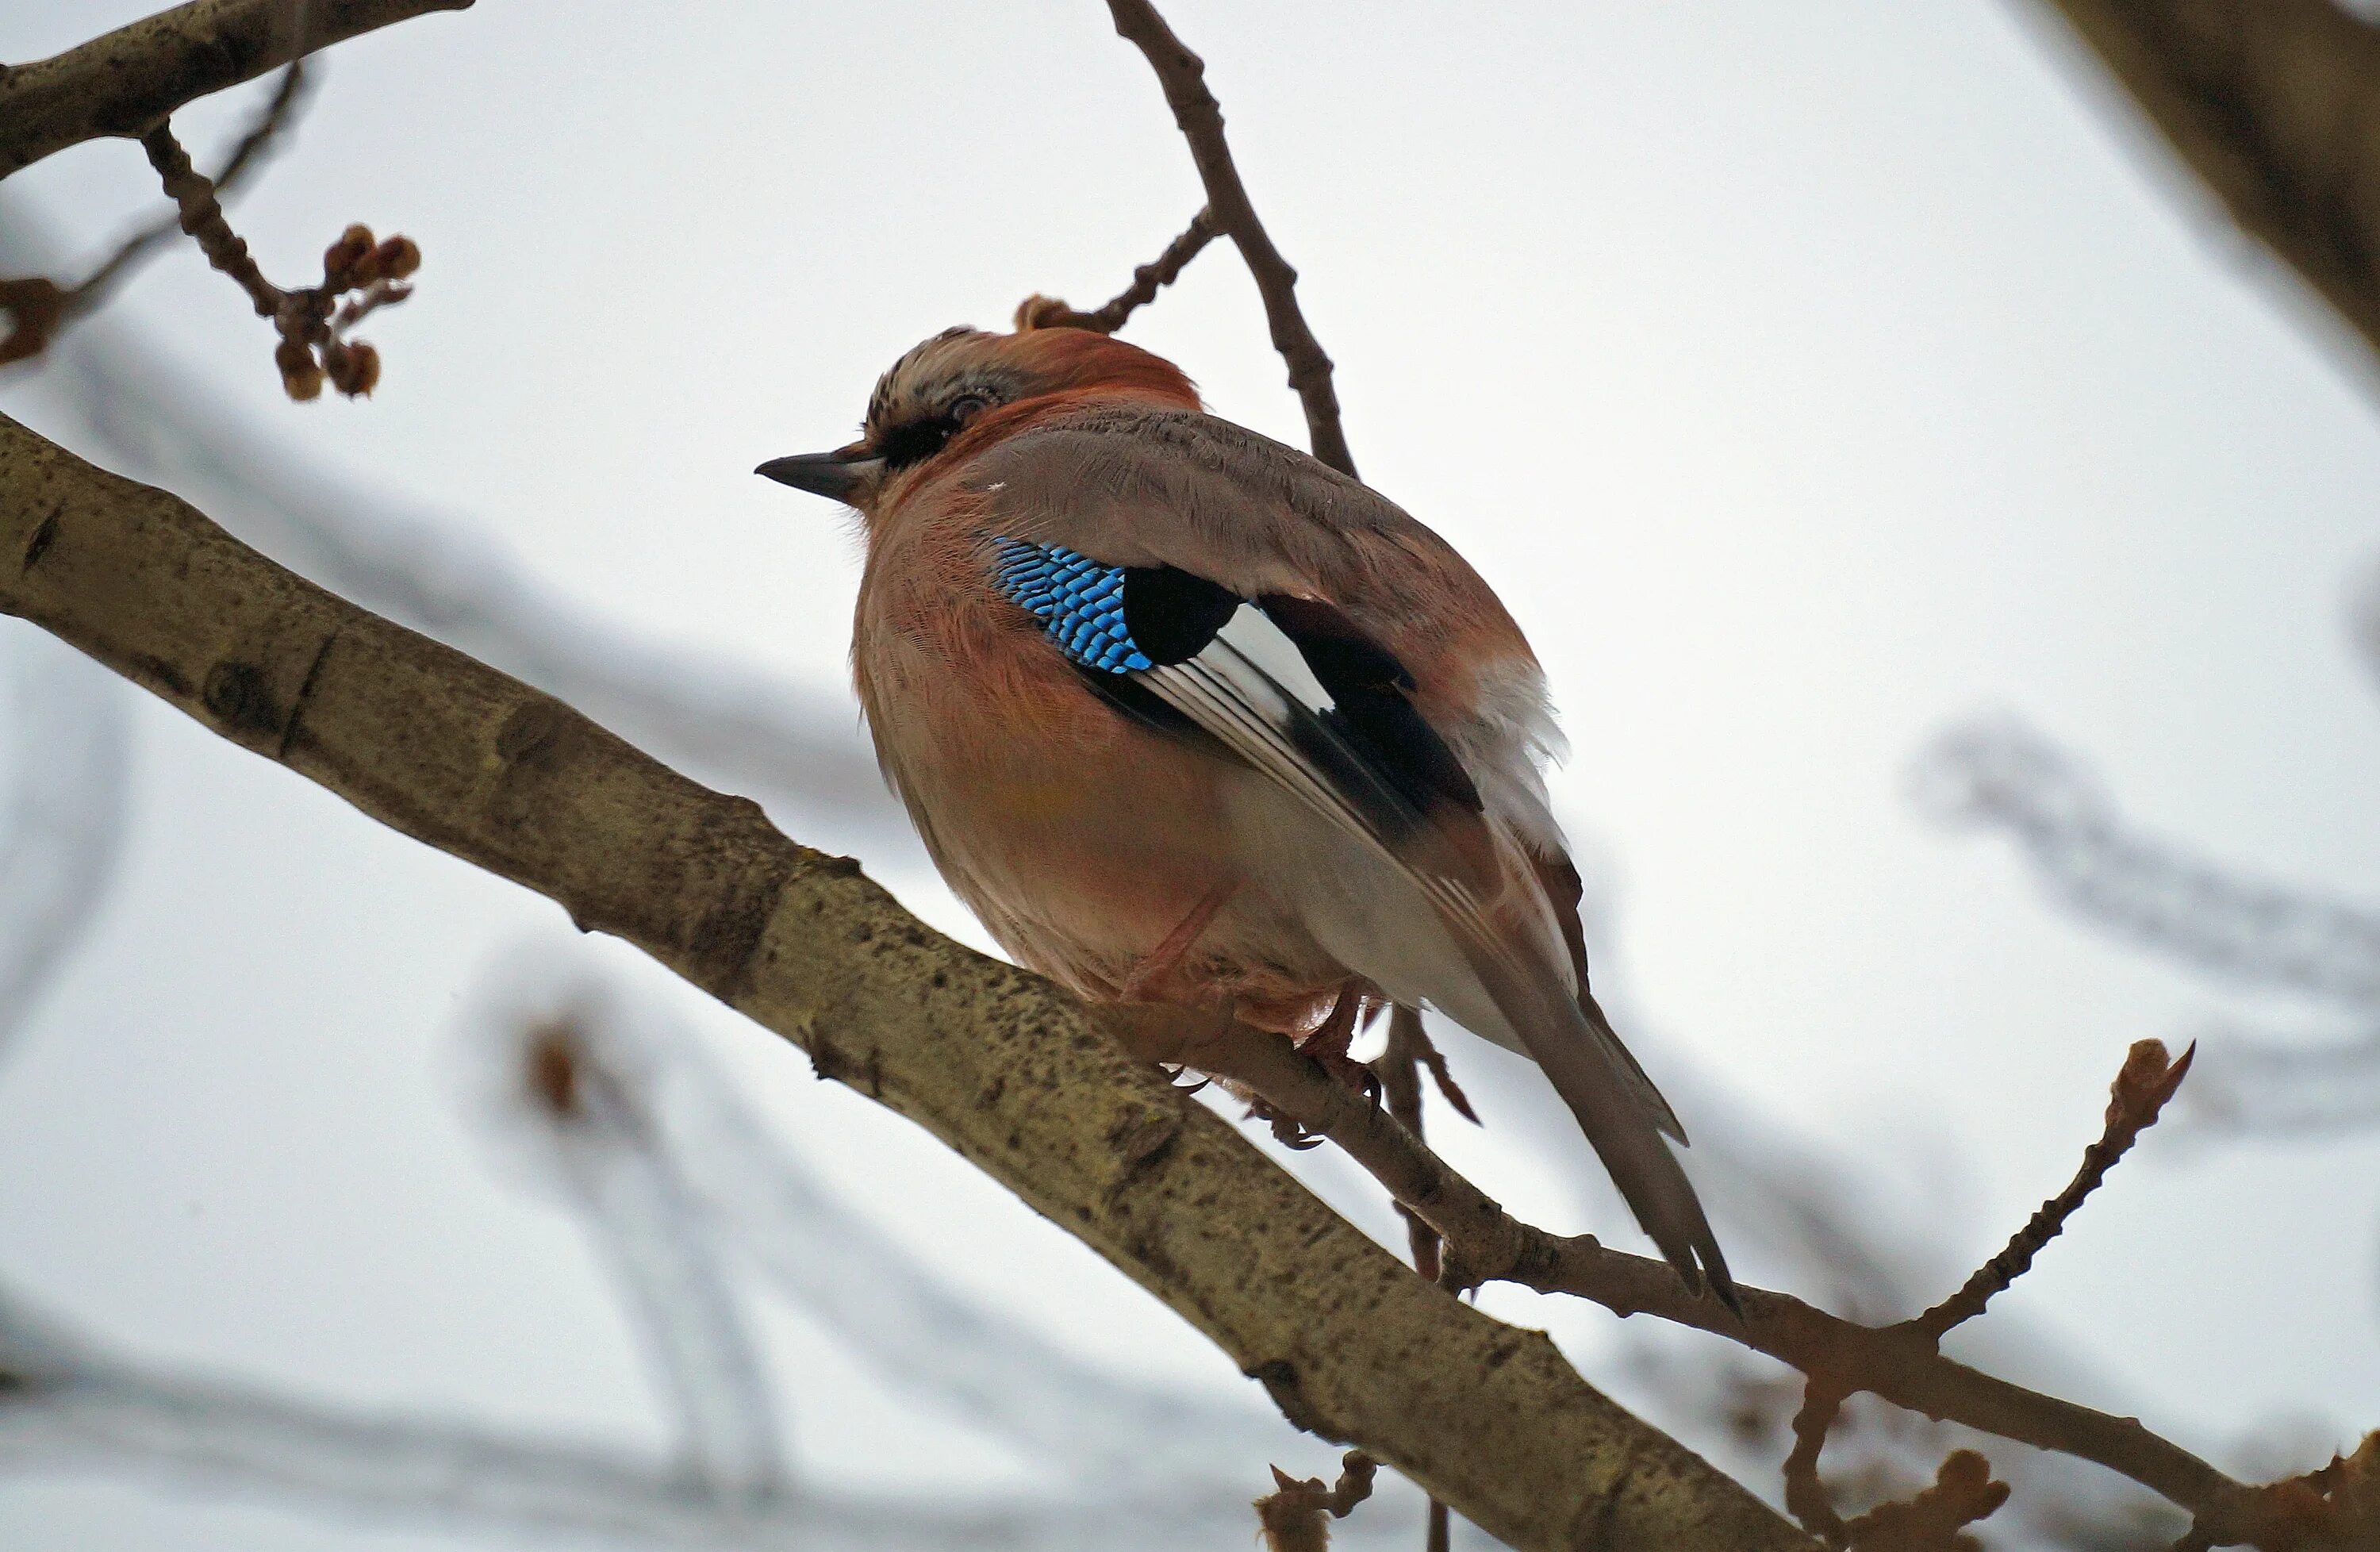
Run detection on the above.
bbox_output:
[988,538,1153,673]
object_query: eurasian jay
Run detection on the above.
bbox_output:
[759,323,1732,1303]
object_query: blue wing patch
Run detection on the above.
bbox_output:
[988,538,1154,673]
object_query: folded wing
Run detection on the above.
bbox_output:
[981,513,1733,1303]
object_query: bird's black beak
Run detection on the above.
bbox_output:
[754,444,884,503]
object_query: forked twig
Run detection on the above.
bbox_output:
[1100,0,1357,477]
[140,117,418,399]
[1131,1007,2266,1540]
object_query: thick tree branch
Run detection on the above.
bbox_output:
[0,411,1814,1552]
[2029,0,2380,368]
[1102,0,1357,477]
[0,0,470,180]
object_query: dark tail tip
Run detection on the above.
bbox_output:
[1691,1236,1745,1320]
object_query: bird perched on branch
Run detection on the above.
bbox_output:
[758,321,1732,1304]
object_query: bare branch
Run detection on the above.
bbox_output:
[1150,1010,2260,1538]
[1102,0,1357,476]
[1839,1449,2010,1550]
[1914,1039,2194,1339]
[0,0,470,179]
[139,120,418,398]
[1018,209,1219,335]
[0,412,1813,1552]
[1785,1382,1852,1543]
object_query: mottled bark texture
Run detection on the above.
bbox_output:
[0,413,1814,1552]
[0,0,474,179]
[2033,0,2380,364]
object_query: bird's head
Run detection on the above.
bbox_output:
[756,325,1198,513]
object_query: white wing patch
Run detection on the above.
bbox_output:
[1135,613,1517,974]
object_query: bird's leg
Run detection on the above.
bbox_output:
[1295,984,1383,1106]
[1249,988,1382,1149]
[1118,882,1237,1001]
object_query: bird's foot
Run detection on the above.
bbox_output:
[1295,985,1384,1106]
[1264,1106,1328,1151]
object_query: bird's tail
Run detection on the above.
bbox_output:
[1451,932,1737,1311]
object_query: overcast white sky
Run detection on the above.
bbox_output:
[4,2,2380,1548]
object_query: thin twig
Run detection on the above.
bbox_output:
[1102,0,1357,477]
[136,118,416,398]
[140,120,286,317]
[1784,1382,1851,1545]
[2,48,313,369]
[1915,1039,2194,1339]
[1018,208,1219,334]
[1155,1011,2263,1539]
[79,60,312,309]
[1839,1449,2010,1549]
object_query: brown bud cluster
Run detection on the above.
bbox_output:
[274,336,324,400]
[324,340,380,398]
[321,223,421,292]
[273,223,420,401]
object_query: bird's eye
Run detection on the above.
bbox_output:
[949,394,990,426]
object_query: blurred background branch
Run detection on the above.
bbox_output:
[2028,0,2380,371]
